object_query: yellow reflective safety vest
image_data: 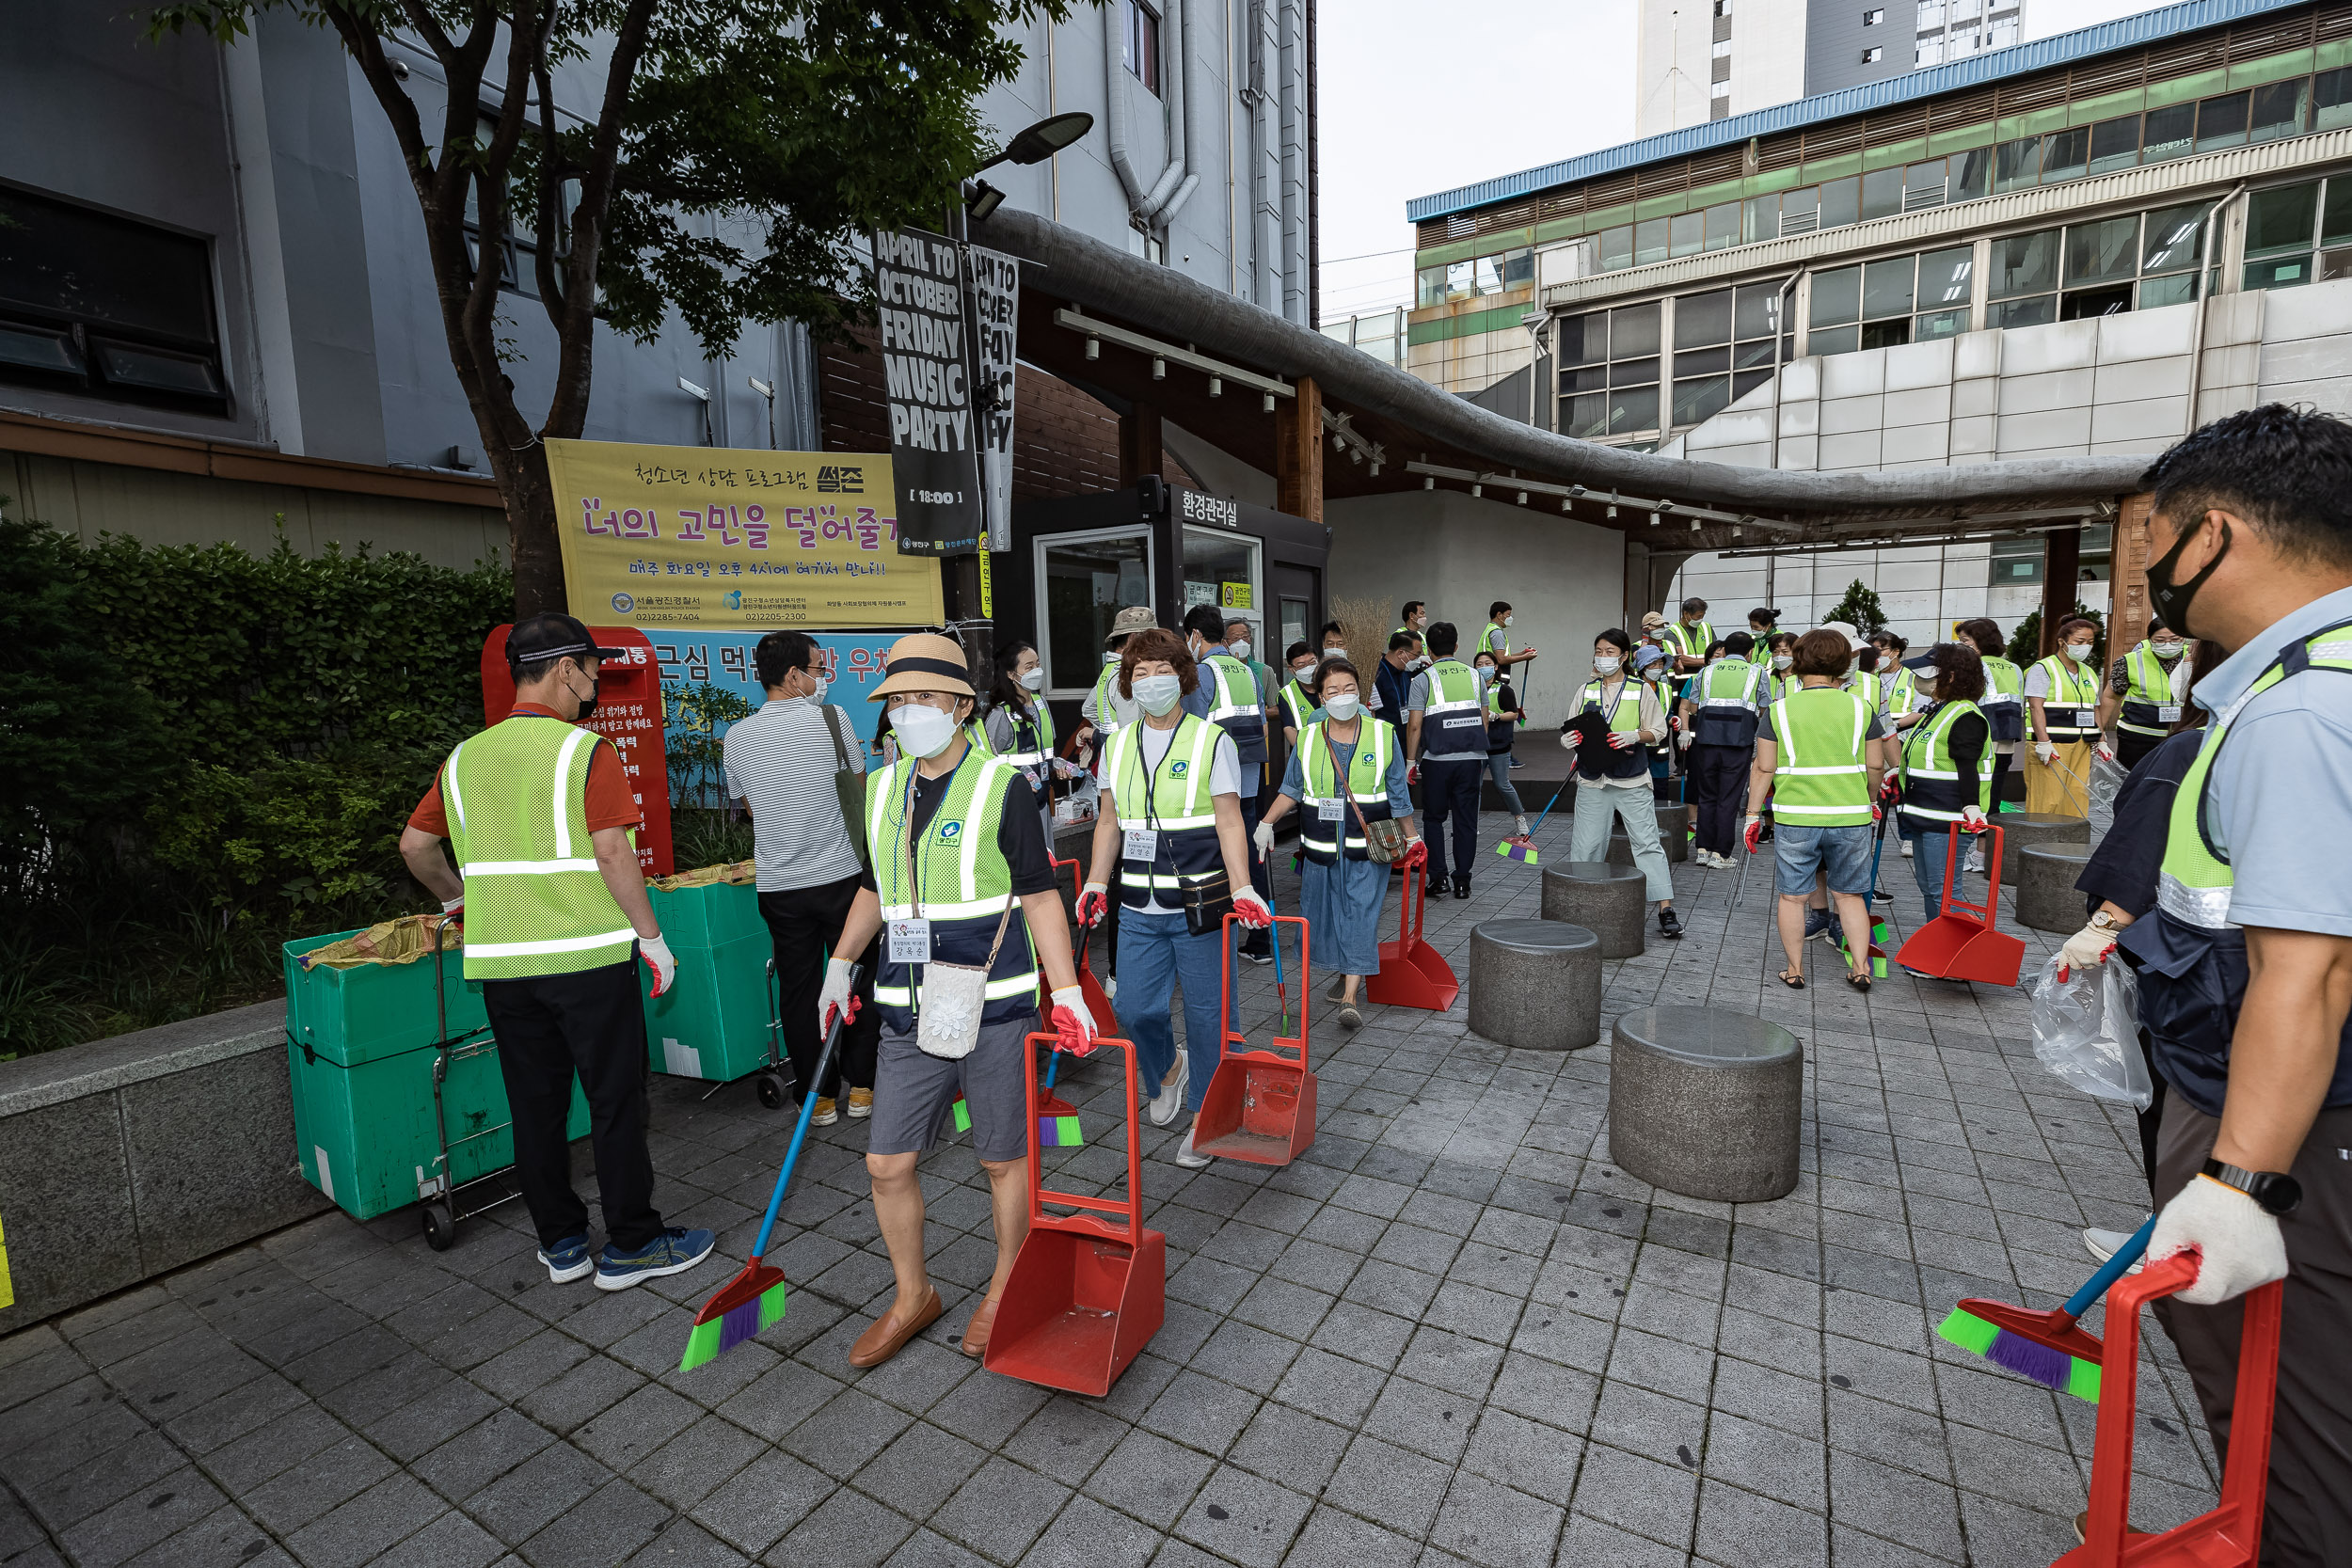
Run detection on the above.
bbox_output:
[1898,699,1992,826]
[1766,687,1875,827]
[1104,714,1229,909]
[2117,641,2181,737]
[1297,718,1395,863]
[2032,654,2103,741]
[866,748,1039,1033]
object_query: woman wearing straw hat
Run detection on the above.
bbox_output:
[818,633,1099,1368]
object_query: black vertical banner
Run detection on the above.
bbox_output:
[873,228,982,556]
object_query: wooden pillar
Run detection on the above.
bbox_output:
[2040,525,2082,657]
[2110,494,2154,660]
[1118,400,1163,487]
[1275,375,1324,523]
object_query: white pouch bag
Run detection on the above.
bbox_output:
[914,901,1017,1060]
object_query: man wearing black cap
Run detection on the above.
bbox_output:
[400,613,713,1292]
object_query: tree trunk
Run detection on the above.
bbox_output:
[492,441,567,617]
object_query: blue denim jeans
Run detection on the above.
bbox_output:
[1901,820,1958,924]
[1772,823,1874,896]
[1116,909,1236,1114]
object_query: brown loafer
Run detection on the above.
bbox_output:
[958,1293,1002,1359]
[848,1286,942,1369]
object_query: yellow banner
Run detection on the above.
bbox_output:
[546,439,944,630]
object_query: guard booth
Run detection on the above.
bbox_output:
[1006,479,1333,739]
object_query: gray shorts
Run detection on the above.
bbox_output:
[866,1017,1036,1164]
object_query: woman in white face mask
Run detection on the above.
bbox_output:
[1077,628,1273,1167]
[1565,630,1684,940]
[980,641,1082,840]
[1257,658,1422,1030]
[2024,613,2106,819]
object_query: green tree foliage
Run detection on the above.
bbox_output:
[1821,579,1889,637]
[2007,604,2106,665]
[144,0,1073,617]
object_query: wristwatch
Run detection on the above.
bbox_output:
[2201,1158,2303,1216]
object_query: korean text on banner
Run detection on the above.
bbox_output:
[970,244,1019,554]
[873,228,983,556]
[546,438,943,631]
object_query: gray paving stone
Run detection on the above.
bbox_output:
[1569,1443,1698,1548]
[517,1476,666,1568]
[56,1465,224,1567]
[1429,1469,1565,1568]
[363,1509,507,1568]
[241,1433,393,1534]
[1324,1434,1452,1538]
[1694,1478,1830,1568]
[1284,1506,1422,1568]
[467,1439,613,1545]
[690,1450,832,1556]
[281,1472,443,1568]
[1083,1426,1216,1529]
[929,1454,1070,1561]
[1229,1400,1352,1495]
[117,1505,277,1568]
[1173,1462,1313,1568]
[413,1408,558,1503]
[766,1486,919,1568]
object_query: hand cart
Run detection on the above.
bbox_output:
[417,916,520,1250]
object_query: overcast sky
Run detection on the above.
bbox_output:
[1315,0,2172,324]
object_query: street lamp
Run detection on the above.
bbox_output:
[966,111,1095,216]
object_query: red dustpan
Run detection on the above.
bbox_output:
[1895,824,2024,986]
[2055,1256,2281,1567]
[1195,912,1317,1165]
[984,1033,1166,1396]
[1366,863,1459,1010]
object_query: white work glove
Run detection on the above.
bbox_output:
[817,955,856,1030]
[1048,986,1098,1055]
[1075,882,1112,927]
[2033,740,2058,765]
[1959,804,1989,833]
[1605,730,1639,751]
[1251,819,1277,860]
[1232,887,1273,928]
[2058,919,2115,981]
[1676,728,1693,750]
[2094,739,2117,765]
[2149,1173,2288,1306]
[639,933,678,999]
[1559,731,1579,751]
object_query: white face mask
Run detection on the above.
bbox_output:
[1230,640,1252,662]
[2151,640,2185,658]
[1325,692,1362,721]
[1133,673,1184,716]
[1017,666,1045,691]
[1407,655,1431,672]
[2064,642,2093,662]
[1292,662,1316,682]
[1595,656,1621,675]
[796,670,830,703]
[890,701,961,759]
[1502,615,1514,628]
[1772,653,1793,671]
[1324,646,1346,661]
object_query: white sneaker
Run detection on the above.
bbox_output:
[1964,847,1986,874]
[1149,1054,1188,1127]
[2083,1226,2145,1272]
[1175,1128,1213,1168]
[1899,839,1915,859]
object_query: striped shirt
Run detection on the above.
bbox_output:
[722,697,866,892]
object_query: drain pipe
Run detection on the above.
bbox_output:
[1158,0,1203,228]
[1767,268,1803,471]
[1105,0,1188,224]
[2182,181,2246,436]
[1278,0,1308,321]
[1248,0,1279,308]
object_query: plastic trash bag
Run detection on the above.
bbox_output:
[2030,953,2152,1109]
[649,860,755,891]
[298,912,460,970]
[2085,753,2129,850]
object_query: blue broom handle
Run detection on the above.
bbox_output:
[2062,1215,2157,1320]
[752,964,859,1262]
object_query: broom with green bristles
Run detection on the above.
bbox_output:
[680,969,861,1371]
[1935,1216,2153,1402]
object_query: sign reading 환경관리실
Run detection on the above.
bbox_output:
[546,438,945,630]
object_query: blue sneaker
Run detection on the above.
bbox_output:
[594,1227,715,1292]
[537,1234,595,1285]
[1802,908,1832,942]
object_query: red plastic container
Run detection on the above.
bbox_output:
[983,1034,1166,1397]
[1195,913,1317,1166]
[1895,824,2025,986]
[1366,863,1460,1010]
[2055,1254,2280,1566]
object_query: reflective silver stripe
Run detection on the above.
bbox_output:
[466,927,640,958]
[465,859,603,876]
[1772,801,1873,816]
[1980,692,2021,706]
[1903,806,1967,821]
[879,896,1013,920]
[1903,768,1961,781]
[551,727,595,860]
[1781,764,1865,776]
[2116,721,2168,736]
[443,740,469,834]
[2158,871,2236,929]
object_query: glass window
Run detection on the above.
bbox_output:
[1862,256,1915,320]
[1669,211,1705,258]
[1611,356,1661,387]
[1987,294,2055,329]
[2245,254,2311,291]
[1917,245,1972,309]
[0,187,227,412]
[1810,265,1861,327]
[1675,287,1733,349]
[2041,126,2089,183]
[2195,90,2249,154]
[1610,301,1661,357]
[2141,202,2209,275]
[1041,530,1152,690]
[1121,0,1162,93]
[1182,527,1259,633]
[2142,103,2194,162]
[2065,215,2138,288]
[1705,201,1741,250]
[1416,265,1449,308]
[2322,245,2352,283]
[1634,216,1669,265]
[1559,311,1606,366]
[1821,177,1861,230]
[1673,376,1732,427]
[1735,281,1785,341]
[1916,0,1944,25]
[1915,40,1944,68]
[1447,260,1474,297]
[2088,115,2139,176]
[1951,146,1993,200]
[1994,136,2040,193]
[2324,179,2352,248]
[1675,345,1731,374]
[2139,272,2200,309]
[1562,363,1609,393]
[1502,247,1535,288]
[1989,228,2058,297]
[1474,255,1505,294]
[1733,368,1776,399]
[1743,194,1778,243]
[1611,386,1661,436]
[1862,166,1904,221]
[2251,79,2307,144]
[2247,182,2319,258]
[1915,308,1970,339]
[1904,158,1947,210]
[1861,319,1911,349]
[1600,226,1633,271]
[1779,186,1820,235]
[2319,67,2352,134]
[1810,325,1860,356]
[2060,284,2133,321]
[1565,393,1610,438]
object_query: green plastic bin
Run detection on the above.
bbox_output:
[646,876,764,948]
[642,928,779,1086]
[282,928,588,1224]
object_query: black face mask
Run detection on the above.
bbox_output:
[2147,515,2232,641]
[570,668,600,721]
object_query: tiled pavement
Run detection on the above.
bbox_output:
[0,809,2220,1568]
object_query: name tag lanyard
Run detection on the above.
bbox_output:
[889,752,970,976]
[1124,724,1173,863]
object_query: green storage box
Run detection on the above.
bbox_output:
[282,928,587,1222]
[646,875,764,949]
[642,928,778,1084]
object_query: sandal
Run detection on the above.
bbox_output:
[1777,969,1806,990]
[1336,1005,1362,1031]
[1845,968,1872,992]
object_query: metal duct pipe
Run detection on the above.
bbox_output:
[1105,0,1189,223]
[1278,0,1308,323]
[1158,0,1203,227]
[1248,0,1279,309]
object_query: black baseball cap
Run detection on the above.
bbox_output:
[509,613,625,667]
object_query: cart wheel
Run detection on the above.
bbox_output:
[755,1071,787,1111]
[421,1201,455,1251]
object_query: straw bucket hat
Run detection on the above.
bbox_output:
[868,632,977,701]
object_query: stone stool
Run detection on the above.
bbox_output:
[1468,920,1602,1051]
[1989,812,2089,883]
[1540,862,1647,958]
[1603,801,1690,868]
[1608,1006,1803,1202]
[2016,845,2091,933]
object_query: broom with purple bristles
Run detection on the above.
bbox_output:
[680,968,861,1371]
[1935,1216,2153,1402]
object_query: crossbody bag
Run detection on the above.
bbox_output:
[823,705,868,866]
[1323,726,1408,863]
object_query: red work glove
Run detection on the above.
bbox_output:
[1880,774,1902,803]
[640,933,677,998]
[1075,883,1111,926]
[1742,816,1764,854]
[1232,889,1273,928]
[1402,838,1428,868]
[1960,804,1990,834]
[1048,988,1097,1056]
[1407,763,1422,787]
[1605,731,1639,751]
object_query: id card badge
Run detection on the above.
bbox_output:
[2156,704,2183,723]
[1317,800,1345,822]
[885,918,932,965]
[1123,827,1159,861]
